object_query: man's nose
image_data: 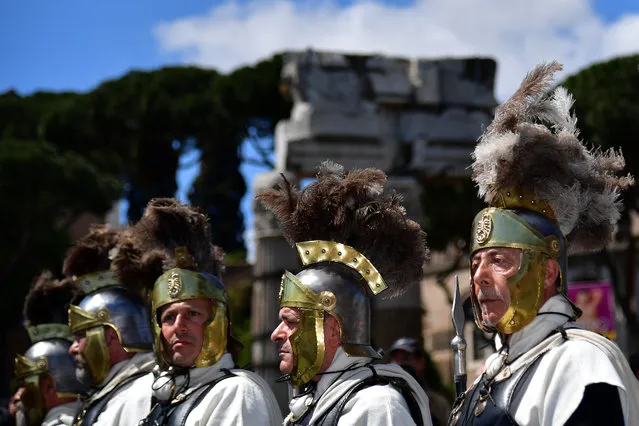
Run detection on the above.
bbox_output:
[174,313,188,331]
[473,260,491,285]
[69,340,80,356]
[271,322,285,344]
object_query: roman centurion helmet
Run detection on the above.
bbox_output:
[469,61,633,335]
[64,225,153,385]
[14,272,87,426]
[256,161,428,386]
[111,198,241,370]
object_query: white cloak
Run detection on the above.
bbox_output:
[41,401,81,426]
[87,352,156,426]
[112,353,282,426]
[285,347,433,426]
[478,295,639,426]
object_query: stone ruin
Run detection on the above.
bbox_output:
[252,49,497,410]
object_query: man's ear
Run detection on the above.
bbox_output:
[104,326,119,345]
[324,315,341,348]
[39,375,56,407]
[544,258,560,292]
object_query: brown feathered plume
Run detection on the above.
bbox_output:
[256,161,428,299]
[473,61,634,253]
[111,198,225,293]
[62,224,119,278]
[23,271,79,326]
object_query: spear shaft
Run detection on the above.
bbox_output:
[451,276,467,397]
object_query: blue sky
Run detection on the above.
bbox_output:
[2,0,638,261]
[2,0,637,94]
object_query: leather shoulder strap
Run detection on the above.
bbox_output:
[74,371,148,426]
[172,370,235,426]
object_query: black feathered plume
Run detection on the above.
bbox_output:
[111,198,225,293]
[256,161,428,299]
[473,61,634,253]
[24,271,79,326]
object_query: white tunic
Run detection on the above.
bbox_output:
[113,353,282,426]
[476,295,639,426]
[87,352,156,426]
[285,347,433,426]
[41,401,81,426]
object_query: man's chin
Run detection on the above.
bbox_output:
[279,360,294,375]
[480,306,507,326]
[76,365,94,386]
[171,354,196,368]
[482,315,507,329]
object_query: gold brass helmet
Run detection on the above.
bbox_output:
[469,188,577,335]
[67,271,153,385]
[279,241,386,386]
[466,62,633,336]
[151,256,238,369]
[14,324,87,426]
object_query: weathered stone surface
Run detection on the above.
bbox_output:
[410,60,441,105]
[366,56,413,104]
[438,59,496,108]
[277,49,497,178]
[399,109,493,177]
[275,108,392,174]
[398,111,438,142]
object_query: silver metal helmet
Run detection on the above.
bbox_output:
[15,325,87,426]
[278,240,396,385]
[68,271,153,384]
[74,285,152,349]
[295,264,376,357]
[258,162,428,387]
[22,333,86,395]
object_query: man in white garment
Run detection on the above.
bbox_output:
[448,61,639,426]
[108,198,282,426]
[257,161,433,425]
[63,226,156,426]
[13,272,87,426]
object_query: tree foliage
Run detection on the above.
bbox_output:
[561,54,639,341]
[0,56,291,333]
[560,54,639,217]
[421,178,483,252]
[0,139,122,326]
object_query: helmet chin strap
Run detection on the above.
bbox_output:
[276,373,291,383]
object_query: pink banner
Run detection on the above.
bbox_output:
[567,281,616,340]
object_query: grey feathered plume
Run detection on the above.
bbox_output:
[472,61,634,252]
[256,161,428,298]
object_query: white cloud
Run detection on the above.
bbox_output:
[155,0,639,263]
[154,0,639,101]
